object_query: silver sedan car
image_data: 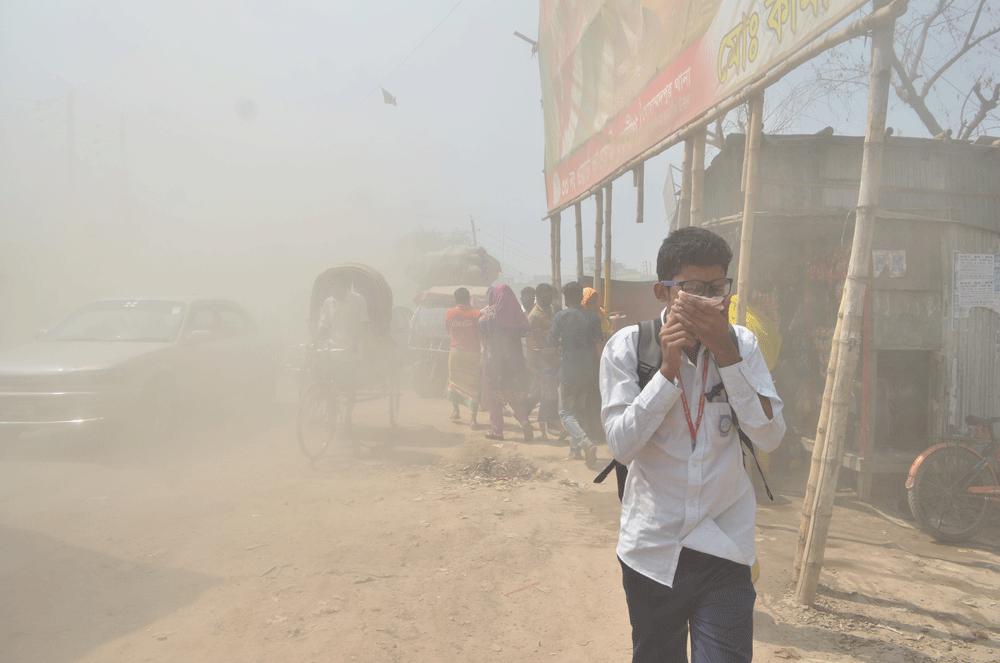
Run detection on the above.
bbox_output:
[0,298,275,442]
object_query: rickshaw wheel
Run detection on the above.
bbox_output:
[297,382,341,461]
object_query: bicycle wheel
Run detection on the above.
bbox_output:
[907,445,994,543]
[297,383,340,461]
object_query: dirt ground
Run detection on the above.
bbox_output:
[1,395,998,663]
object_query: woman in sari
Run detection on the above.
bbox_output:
[479,284,534,441]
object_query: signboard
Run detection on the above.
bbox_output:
[539,0,869,212]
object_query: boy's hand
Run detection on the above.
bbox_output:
[672,294,740,367]
[659,311,695,381]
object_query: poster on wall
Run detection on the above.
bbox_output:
[538,0,869,212]
[953,253,1000,318]
[873,249,906,278]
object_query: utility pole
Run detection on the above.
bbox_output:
[469,216,478,246]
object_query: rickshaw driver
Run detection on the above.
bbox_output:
[317,276,370,430]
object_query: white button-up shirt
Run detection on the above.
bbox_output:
[599,318,785,587]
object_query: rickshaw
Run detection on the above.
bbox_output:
[296,264,401,460]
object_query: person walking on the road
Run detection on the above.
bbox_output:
[520,286,536,314]
[600,227,785,663]
[550,281,603,466]
[526,283,561,439]
[582,286,612,338]
[479,284,534,442]
[445,287,481,426]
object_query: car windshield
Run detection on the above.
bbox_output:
[411,306,448,340]
[48,301,187,342]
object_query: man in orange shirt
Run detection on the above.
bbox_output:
[445,287,482,426]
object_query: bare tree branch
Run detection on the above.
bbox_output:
[961,0,986,49]
[959,81,1000,138]
[920,22,1000,96]
[890,48,945,135]
[909,0,951,77]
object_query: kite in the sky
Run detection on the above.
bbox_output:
[380,88,398,106]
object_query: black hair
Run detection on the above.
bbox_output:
[656,227,733,281]
[562,280,583,307]
[454,287,470,305]
[535,283,553,295]
[521,286,536,298]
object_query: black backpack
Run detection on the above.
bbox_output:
[593,318,773,502]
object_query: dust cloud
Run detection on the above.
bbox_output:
[0,1,543,348]
[2,3,999,663]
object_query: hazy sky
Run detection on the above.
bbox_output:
[0,0,966,338]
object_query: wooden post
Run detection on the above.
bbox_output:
[551,212,563,306]
[574,202,584,282]
[549,213,557,282]
[604,182,613,313]
[594,188,604,296]
[634,164,645,224]
[690,128,706,226]
[735,94,764,326]
[678,139,694,228]
[796,1,895,605]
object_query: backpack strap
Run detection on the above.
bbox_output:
[636,318,663,389]
[594,319,662,498]
[728,326,775,502]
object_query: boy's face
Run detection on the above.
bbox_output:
[654,264,729,308]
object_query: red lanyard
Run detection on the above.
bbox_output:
[676,350,710,448]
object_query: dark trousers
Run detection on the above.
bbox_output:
[620,549,755,663]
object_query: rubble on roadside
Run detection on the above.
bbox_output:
[448,454,553,485]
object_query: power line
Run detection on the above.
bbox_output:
[339,0,469,108]
[382,0,466,84]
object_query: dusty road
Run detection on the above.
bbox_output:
[1,396,998,663]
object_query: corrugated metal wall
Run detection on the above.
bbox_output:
[703,134,1000,440]
[939,226,1000,435]
[705,134,1000,230]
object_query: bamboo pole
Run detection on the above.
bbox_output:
[858,260,875,501]
[678,139,694,228]
[793,310,843,577]
[541,0,907,220]
[690,129,706,226]
[552,212,563,306]
[604,182,613,312]
[634,164,645,224]
[795,0,896,606]
[735,94,764,326]
[574,202,584,281]
[594,188,604,296]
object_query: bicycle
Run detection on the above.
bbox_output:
[906,414,1000,543]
